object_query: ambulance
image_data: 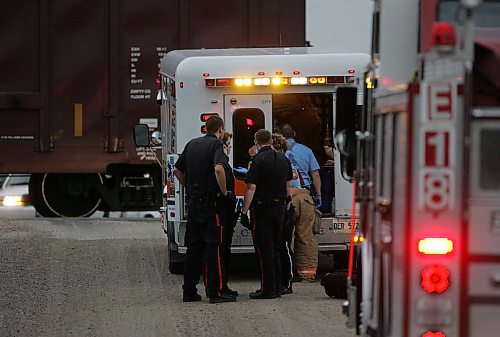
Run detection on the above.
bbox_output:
[339,0,500,336]
[154,47,370,274]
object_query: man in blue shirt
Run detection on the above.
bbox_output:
[280,124,322,207]
[280,124,321,282]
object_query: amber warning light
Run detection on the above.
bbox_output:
[418,238,454,255]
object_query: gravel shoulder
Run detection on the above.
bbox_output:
[0,219,355,337]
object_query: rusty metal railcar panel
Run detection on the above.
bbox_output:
[0,0,305,173]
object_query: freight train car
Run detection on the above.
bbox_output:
[0,0,305,216]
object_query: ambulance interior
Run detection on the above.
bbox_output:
[232,91,360,216]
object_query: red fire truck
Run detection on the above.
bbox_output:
[339,0,500,336]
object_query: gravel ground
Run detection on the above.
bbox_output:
[0,218,356,337]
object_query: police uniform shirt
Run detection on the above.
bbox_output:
[175,134,228,197]
[285,138,320,188]
[223,162,235,193]
[245,146,293,200]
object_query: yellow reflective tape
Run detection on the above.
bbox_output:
[74,103,83,137]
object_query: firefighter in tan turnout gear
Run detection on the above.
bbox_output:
[280,124,320,281]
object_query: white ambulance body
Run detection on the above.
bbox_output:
[158,47,370,274]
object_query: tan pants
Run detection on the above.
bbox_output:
[292,189,318,280]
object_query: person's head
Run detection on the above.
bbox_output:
[271,133,288,154]
[254,129,272,150]
[279,124,295,139]
[222,131,232,156]
[206,115,225,139]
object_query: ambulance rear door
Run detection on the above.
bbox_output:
[224,94,272,170]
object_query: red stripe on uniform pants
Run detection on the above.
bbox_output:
[204,262,208,289]
[215,213,223,295]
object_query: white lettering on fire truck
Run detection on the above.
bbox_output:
[419,82,457,212]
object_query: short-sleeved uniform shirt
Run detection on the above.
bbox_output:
[285,138,320,188]
[175,133,227,198]
[245,146,293,200]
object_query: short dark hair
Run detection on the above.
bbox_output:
[279,124,295,138]
[206,115,224,133]
[254,129,272,145]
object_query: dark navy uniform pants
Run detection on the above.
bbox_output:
[218,199,237,290]
[183,198,225,298]
[251,203,285,295]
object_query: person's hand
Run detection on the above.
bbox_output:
[240,213,251,229]
[313,195,322,208]
[233,167,248,180]
[324,146,334,159]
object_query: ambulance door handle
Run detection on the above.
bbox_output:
[492,273,500,287]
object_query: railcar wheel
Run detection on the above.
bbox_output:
[29,174,56,217]
[36,173,103,217]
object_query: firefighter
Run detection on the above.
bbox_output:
[241,129,293,299]
[218,131,239,297]
[280,124,320,281]
[173,116,236,304]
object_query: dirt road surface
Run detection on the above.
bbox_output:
[0,218,356,337]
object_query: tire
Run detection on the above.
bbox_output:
[321,271,348,299]
[166,244,184,275]
[30,173,102,217]
[29,174,56,217]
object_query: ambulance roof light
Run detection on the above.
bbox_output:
[254,77,270,86]
[418,238,454,255]
[290,77,307,85]
[271,77,282,86]
[431,22,457,47]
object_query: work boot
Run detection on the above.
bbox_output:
[249,291,277,299]
[222,287,239,297]
[209,293,237,304]
[183,293,202,302]
[280,286,293,295]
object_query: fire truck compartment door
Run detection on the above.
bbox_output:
[224,94,272,168]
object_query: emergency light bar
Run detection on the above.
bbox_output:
[205,76,351,87]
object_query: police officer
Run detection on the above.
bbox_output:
[173,116,236,304]
[241,129,293,299]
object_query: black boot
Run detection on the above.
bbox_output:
[209,293,237,304]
